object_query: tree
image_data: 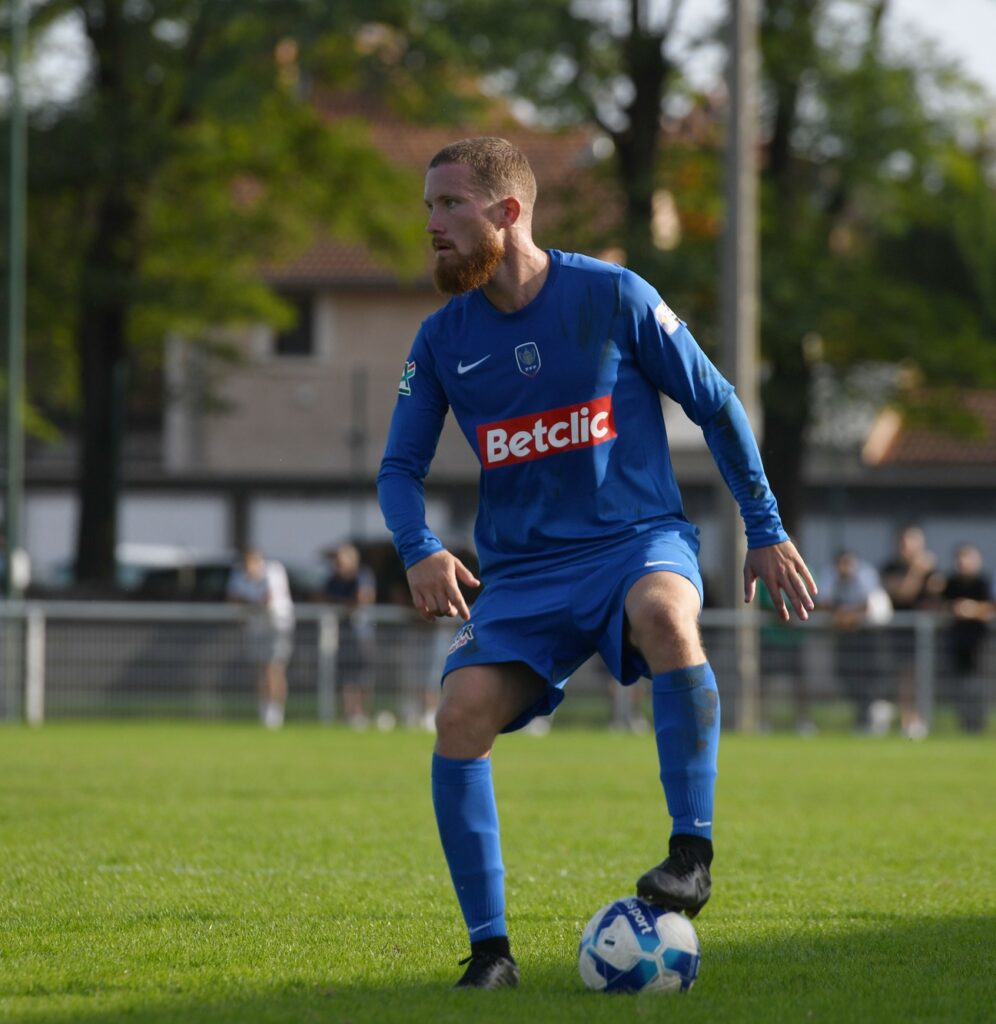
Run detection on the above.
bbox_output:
[2,1,426,585]
[757,0,996,531]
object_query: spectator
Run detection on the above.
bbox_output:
[818,550,893,733]
[879,525,945,739]
[940,544,994,733]
[323,543,377,729]
[226,548,295,729]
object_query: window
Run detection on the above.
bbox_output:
[274,295,314,357]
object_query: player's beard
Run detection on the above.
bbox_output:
[433,226,505,295]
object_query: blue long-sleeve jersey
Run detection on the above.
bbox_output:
[377,250,787,578]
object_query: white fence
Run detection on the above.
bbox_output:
[0,602,992,733]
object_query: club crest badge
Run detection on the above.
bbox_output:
[397,359,416,396]
[515,342,541,377]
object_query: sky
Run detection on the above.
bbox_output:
[673,0,996,99]
[885,0,996,95]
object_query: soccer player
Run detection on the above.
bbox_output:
[377,137,816,989]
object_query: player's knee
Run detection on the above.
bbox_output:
[434,695,499,756]
[628,602,704,671]
[628,599,688,647]
[433,698,463,739]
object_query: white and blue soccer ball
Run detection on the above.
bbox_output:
[578,896,700,993]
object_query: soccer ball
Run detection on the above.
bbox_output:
[578,897,700,993]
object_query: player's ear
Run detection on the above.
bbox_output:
[495,195,522,229]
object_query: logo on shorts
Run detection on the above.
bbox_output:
[447,623,475,655]
[476,394,617,469]
[398,359,416,396]
[515,342,541,377]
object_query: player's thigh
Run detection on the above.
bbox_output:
[435,661,547,758]
[624,571,705,673]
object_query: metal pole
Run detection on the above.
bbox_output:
[316,611,339,723]
[720,0,762,731]
[24,603,44,725]
[913,611,935,729]
[5,0,27,598]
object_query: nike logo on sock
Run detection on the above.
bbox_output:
[693,818,712,828]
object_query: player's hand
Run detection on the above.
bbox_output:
[744,540,817,622]
[406,550,480,622]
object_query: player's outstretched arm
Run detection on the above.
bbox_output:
[744,540,817,622]
[406,550,480,622]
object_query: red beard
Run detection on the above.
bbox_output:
[433,229,505,295]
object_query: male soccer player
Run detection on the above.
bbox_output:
[377,137,816,989]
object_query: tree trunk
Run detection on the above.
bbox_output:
[759,1,817,540]
[761,360,810,540]
[612,4,673,277]
[74,190,139,584]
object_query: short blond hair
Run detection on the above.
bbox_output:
[428,137,537,209]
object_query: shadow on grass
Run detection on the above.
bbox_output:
[6,914,994,1024]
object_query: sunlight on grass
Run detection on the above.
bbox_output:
[1,724,993,1023]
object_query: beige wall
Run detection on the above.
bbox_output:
[165,287,479,479]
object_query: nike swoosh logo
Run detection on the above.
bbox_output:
[457,355,491,374]
[693,818,711,828]
[644,559,681,567]
[468,923,492,934]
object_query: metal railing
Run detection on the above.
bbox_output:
[0,602,991,733]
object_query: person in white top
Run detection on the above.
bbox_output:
[226,547,295,728]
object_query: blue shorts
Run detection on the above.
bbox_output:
[441,523,703,732]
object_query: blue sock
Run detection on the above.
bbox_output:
[651,663,720,840]
[431,753,507,943]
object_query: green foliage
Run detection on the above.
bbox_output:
[1,1,444,579]
[5,1,427,431]
[748,0,996,526]
[760,0,996,379]
[0,724,994,1023]
[134,105,424,348]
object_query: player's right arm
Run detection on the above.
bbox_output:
[377,327,479,620]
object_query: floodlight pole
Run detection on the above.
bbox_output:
[720,0,762,732]
[5,0,27,600]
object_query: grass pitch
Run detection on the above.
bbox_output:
[1,723,993,1024]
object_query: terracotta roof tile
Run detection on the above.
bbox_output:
[863,391,996,466]
[265,236,428,288]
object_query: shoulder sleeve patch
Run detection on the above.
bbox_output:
[654,300,681,336]
[397,359,416,396]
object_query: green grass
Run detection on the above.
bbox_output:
[1,724,994,1023]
